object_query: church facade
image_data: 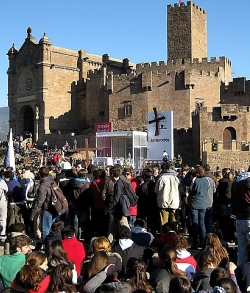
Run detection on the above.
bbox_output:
[7,1,250,169]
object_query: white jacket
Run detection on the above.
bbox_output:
[154,170,180,209]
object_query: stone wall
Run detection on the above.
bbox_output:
[203,151,250,172]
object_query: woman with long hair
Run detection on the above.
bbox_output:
[192,250,216,291]
[84,236,122,276]
[45,240,78,284]
[12,251,50,293]
[83,256,153,293]
[150,246,187,293]
[47,263,77,293]
[202,233,229,267]
[88,251,111,280]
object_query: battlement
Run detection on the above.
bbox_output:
[87,68,103,78]
[168,1,206,14]
[136,56,231,70]
[174,127,192,134]
[108,72,138,81]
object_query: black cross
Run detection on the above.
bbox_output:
[148,107,166,136]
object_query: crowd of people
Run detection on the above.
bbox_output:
[0,157,249,293]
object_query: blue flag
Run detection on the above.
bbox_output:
[4,128,15,171]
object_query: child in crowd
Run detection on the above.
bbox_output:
[153,222,178,253]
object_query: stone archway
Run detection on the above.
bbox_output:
[23,106,34,136]
[223,127,236,150]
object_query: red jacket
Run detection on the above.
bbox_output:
[90,178,105,210]
[129,177,138,216]
[62,236,87,275]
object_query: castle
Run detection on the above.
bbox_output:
[7,1,250,169]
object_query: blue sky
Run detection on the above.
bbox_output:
[0,0,248,107]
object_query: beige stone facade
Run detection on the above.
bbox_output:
[6,1,250,168]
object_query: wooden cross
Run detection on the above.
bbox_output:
[71,138,102,167]
[148,107,166,136]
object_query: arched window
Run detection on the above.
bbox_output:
[223,127,236,150]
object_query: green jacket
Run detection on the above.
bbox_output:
[0,253,26,288]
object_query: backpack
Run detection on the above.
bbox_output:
[121,179,138,207]
[43,181,69,216]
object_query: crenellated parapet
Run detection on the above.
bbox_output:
[168,1,206,14]
[136,56,231,70]
[174,127,192,134]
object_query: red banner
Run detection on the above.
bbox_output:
[94,122,112,133]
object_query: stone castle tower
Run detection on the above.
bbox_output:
[7,1,250,168]
[167,2,207,60]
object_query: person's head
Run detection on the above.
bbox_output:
[90,236,111,253]
[62,226,75,238]
[125,257,152,293]
[115,225,131,240]
[50,220,65,233]
[193,165,205,177]
[77,168,88,179]
[26,250,48,270]
[209,267,229,288]
[162,222,175,233]
[196,250,216,273]
[87,164,96,174]
[88,251,110,278]
[4,170,14,181]
[16,251,48,291]
[161,161,175,171]
[180,165,189,177]
[152,166,160,177]
[39,166,49,178]
[203,233,229,266]
[8,222,26,234]
[110,167,120,180]
[9,234,31,255]
[214,278,238,293]
[124,168,135,179]
[159,246,186,277]
[159,245,177,263]
[172,235,189,251]
[142,169,152,180]
[222,168,230,178]
[95,285,119,293]
[134,218,147,229]
[48,263,77,293]
[113,164,123,175]
[45,240,68,263]
[105,165,113,177]
[93,168,105,179]
[204,164,211,171]
[169,276,192,293]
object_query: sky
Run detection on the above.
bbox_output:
[0,0,249,108]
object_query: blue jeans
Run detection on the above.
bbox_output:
[236,219,250,266]
[205,206,214,233]
[129,215,136,228]
[41,210,54,240]
[219,204,232,217]
[190,209,206,245]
